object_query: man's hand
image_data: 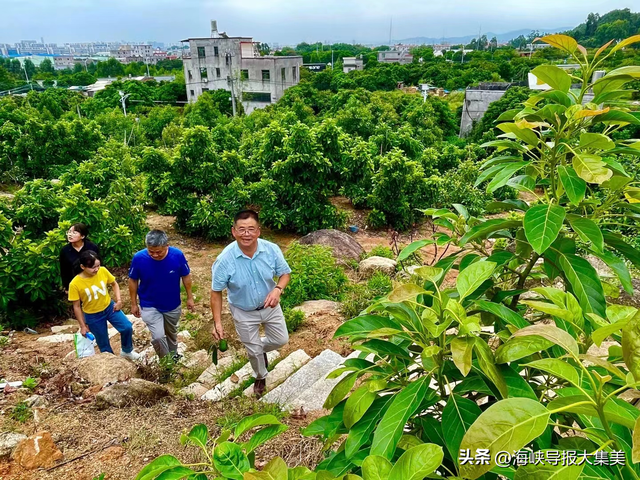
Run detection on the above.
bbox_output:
[264,288,282,308]
[131,304,141,318]
[212,322,224,341]
[186,297,195,311]
[114,300,123,312]
[80,325,90,337]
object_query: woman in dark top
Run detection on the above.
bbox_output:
[59,223,100,292]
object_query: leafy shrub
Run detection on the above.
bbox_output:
[364,245,394,259]
[280,242,348,310]
[9,402,32,423]
[366,271,393,296]
[284,308,305,333]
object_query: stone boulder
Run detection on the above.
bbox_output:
[12,431,63,469]
[179,382,209,399]
[183,349,212,370]
[0,432,27,460]
[359,256,397,277]
[76,352,138,386]
[131,317,151,342]
[95,379,170,409]
[292,300,341,317]
[298,229,364,263]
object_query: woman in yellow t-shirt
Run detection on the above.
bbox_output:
[69,251,140,360]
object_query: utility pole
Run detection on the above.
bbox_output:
[227,75,237,117]
[118,90,131,116]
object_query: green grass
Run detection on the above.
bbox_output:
[215,397,287,429]
[214,356,249,384]
[9,402,32,423]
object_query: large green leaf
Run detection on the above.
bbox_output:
[603,232,640,270]
[459,398,550,479]
[633,416,640,464]
[135,455,183,480]
[524,204,566,254]
[181,424,208,449]
[344,386,378,429]
[495,336,555,363]
[588,248,633,294]
[501,364,537,400]
[487,162,528,193]
[345,396,394,459]
[456,261,496,300]
[474,300,529,328]
[557,252,607,319]
[371,377,428,460]
[473,337,508,398]
[531,65,572,92]
[572,154,613,184]
[387,284,428,303]
[567,215,603,252]
[523,358,580,386]
[513,459,583,479]
[387,444,444,480]
[507,174,536,193]
[334,316,403,338]
[579,132,615,151]
[324,372,358,410]
[497,122,539,146]
[451,337,474,377]
[213,442,251,480]
[548,394,638,429]
[442,394,482,461]
[235,414,281,438]
[623,314,640,382]
[512,324,579,358]
[397,239,434,262]
[261,457,288,480]
[245,424,288,453]
[459,219,521,246]
[557,166,586,205]
[361,455,392,480]
[592,110,640,126]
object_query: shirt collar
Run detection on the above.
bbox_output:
[234,239,265,259]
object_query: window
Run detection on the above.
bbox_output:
[200,67,208,79]
[292,66,297,82]
[262,70,270,81]
[241,69,249,80]
[216,68,221,78]
[243,92,271,102]
[225,54,231,66]
[190,90,195,96]
[281,67,286,82]
[188,70,192,80]
[214,46,219,57]
[197,46,205,58]
[202,87,209,92]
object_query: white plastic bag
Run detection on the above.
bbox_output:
[74,332,96,358]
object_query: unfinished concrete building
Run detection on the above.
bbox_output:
[182,21,303,113]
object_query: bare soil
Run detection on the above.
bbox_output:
[0,209,440,479]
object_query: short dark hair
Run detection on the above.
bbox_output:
[234,210,260,225]
[79,250,100,268]
[70,223,88,237]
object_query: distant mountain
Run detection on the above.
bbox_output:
[396,27,572,46]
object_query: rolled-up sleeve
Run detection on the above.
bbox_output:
[211,258,229,292]
[273,246,291,276]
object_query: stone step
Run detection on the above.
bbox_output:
[244,349,311,396]
[201,350,280,402]
[261,349,344,406]
[197,353,240,387]
[286,350,363,412]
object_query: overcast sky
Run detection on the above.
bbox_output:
[0,0,634,46]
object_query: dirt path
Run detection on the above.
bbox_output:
[2,210,444,479]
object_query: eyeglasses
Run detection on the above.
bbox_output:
[235,227,258,235]
[67,230,81,236]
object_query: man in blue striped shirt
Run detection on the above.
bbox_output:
[210,210,291,397]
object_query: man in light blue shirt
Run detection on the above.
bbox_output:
[211,210,291,397]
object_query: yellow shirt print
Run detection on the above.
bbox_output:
[68,267,115,314]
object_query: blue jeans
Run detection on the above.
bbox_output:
[84,301,133,354]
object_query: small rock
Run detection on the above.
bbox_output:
[95,379,170,409]
[12,431,63,469]
[51,324,78,334]
[83,385,103,397]
[359,256,397,277]
[70,382,87,396]
[183,350,211,370]
[76,352,138,386]
[131,318,151,341]
[177,330,192,340]
[298,229,365,263]
[230,374,239,384]
[179,382,208,399]
[24,395,46,407]
[0,432,27,460]
[36,333,75,344]
[292,300,340,317]
[98,445,124,461]
[32,407,47,423]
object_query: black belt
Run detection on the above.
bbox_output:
[255,305,265,311]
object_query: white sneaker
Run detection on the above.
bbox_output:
[120,350,141,361]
